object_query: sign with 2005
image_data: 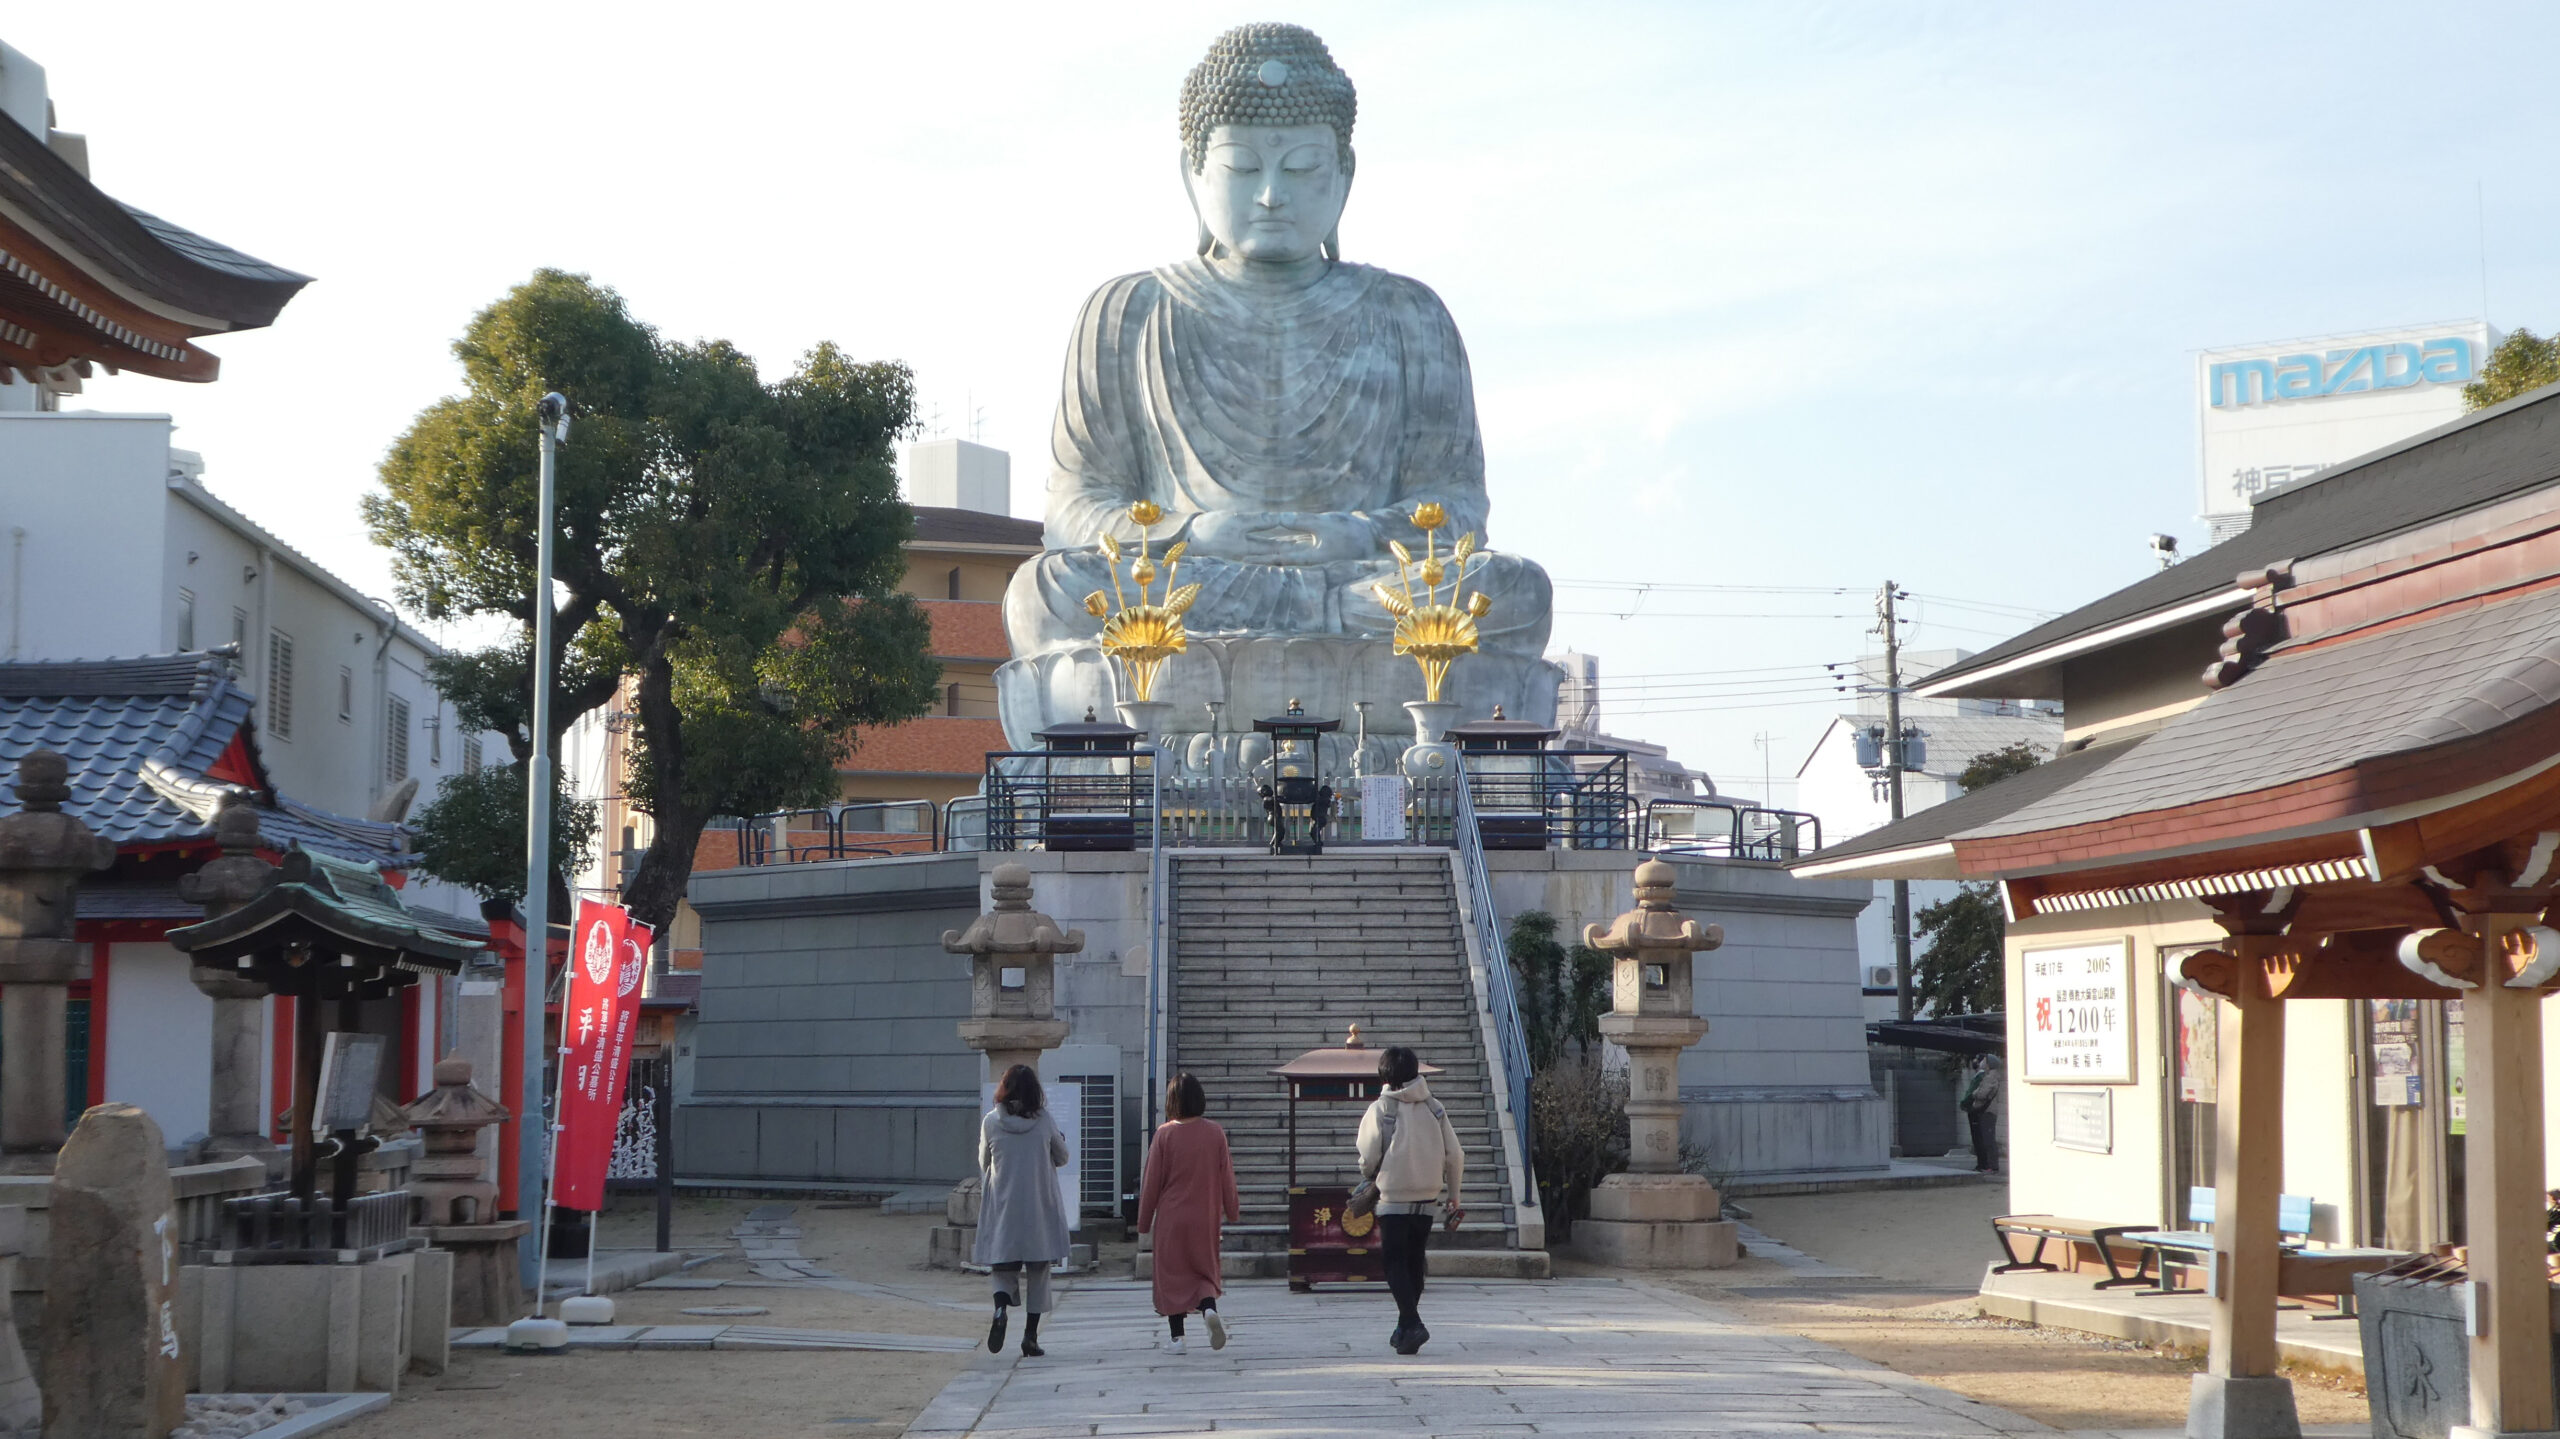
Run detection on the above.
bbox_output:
[2022,939,2134,1084]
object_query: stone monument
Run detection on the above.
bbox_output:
[930,863,1083,1266]
[176,793,280,1175]
[998,22,1563,774]
[1574,859,1738,1267]
[43,1104,185,1439]
[0,750,114,1173]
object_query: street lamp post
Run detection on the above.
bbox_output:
[510,393,570,1344]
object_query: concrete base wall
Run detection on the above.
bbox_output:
[1489,850,1888,1181]
[685,844,1883,1189]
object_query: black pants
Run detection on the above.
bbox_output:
[1967,1107,1999,1173]
[1378,1213,1433,1326]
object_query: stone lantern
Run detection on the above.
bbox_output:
[178,793,279,1173]
[401,1054,525,1326]
[1576,857,1738,1267]
[0,750,114,1170]
[930,863,1082,1267]
[943,862,1082,1078]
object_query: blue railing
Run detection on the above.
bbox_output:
[1451,758,1537,1204]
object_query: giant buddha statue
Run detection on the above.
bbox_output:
[998,23,1562,773]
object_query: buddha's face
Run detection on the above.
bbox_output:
[1186,123,1350,265]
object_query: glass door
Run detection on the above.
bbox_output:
[2358,998,2463,1251]
[2165,954,2218,1223]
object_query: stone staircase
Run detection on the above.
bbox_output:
[1153,850,1545,1278]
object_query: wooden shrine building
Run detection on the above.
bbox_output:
[1797,382,2560,1439]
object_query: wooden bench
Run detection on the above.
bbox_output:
[1989,1214,2150,1287]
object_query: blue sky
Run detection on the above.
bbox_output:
[14,2,2556,808]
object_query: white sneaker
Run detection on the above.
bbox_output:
[1166,1336,1186,1355]
[1204,1309,1228,1350]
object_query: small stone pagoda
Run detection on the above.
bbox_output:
[1576,858,1737,1267]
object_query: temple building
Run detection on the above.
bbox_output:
[1796,382,2560,1436]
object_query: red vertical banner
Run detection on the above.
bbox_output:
[554,899,630,1211]
[597,919,653,1174]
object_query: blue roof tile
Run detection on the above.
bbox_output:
[0,651,412,867]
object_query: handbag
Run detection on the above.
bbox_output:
[1345,1095,1400,1220]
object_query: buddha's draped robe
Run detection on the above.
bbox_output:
[1002,259,1552,658]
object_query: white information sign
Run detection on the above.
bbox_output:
[2022,940,2134,1084]
[2051,1090,2113,1154]
[1360,776,1409,841]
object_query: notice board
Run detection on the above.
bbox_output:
[2021,939,2134,1084]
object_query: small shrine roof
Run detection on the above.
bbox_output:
[166,847,481,979]
[0,650,412,866]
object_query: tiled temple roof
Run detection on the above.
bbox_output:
[0,650,413,866]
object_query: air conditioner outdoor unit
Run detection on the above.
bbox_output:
[1866,966,1897,989]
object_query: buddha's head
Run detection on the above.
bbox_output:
[1179,24,1356,265]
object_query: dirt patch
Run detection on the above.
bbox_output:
[344,1201,993,1439]
[1573,1178,2367,1432]
[342,1348,968,1439]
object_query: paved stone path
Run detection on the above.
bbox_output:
[904,1277,2057,1438]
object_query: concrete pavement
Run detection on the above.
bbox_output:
[903,1276,2058,1438]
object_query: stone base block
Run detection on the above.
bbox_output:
[1587,1172,1721,1224]
[185,1249,444,1395]
[427,1222,530,1328]
[2186,1373,2301,1439]
[1568,1217,1739,1270]
[928,1224,974,1270]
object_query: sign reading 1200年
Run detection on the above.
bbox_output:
[2022,940,2134,1084]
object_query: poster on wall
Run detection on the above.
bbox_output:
[2368,998,2421,1108]
[2051,1090,2112,1153]
[2171,971,2218,1103]
[2022,940,2134,1083]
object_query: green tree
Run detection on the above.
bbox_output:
[407,764,597,907]
[1910,743,2047,1016]
[366,270,940,927]
[2464,328,2560,411]
[1506,910,1610,1070]
[1958,739,2045,792]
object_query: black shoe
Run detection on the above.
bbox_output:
[988,1300,1009,1354]
[1020,1339,1044,1358]
[1398,1322,1430,1355]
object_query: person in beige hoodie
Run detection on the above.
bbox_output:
[1355,1045,1465,1355]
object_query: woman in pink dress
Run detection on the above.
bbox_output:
[1136,1072,1241,1353]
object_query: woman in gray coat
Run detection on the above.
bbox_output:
[978,1064,1071,1357]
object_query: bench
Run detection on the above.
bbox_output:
[1989,1215,2150,1288]
[2119,1188,2401,1316]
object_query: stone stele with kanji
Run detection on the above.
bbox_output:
[1574,858,1738,1268]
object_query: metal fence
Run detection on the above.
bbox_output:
[726,800,941,864]
[1451,765,1538,1194]
[1640,799,1823,861]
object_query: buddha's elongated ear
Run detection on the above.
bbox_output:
[1181,150,1217,258]
[1322,146,1356,262]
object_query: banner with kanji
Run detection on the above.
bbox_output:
[556,899,652,1210]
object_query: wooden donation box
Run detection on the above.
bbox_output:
[1271,1028,1439,1292]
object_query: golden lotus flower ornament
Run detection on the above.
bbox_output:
[1371,502,1490,703]
[1083,501,1199,703]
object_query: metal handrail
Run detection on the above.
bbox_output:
[1144,751,1170,1168]
[943,795,989,852]
[1452,757,1536,1202]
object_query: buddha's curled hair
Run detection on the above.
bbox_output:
[1179,23,1357,172]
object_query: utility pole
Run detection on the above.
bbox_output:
[1879,580,1913,1022]
[514,393,569,1327]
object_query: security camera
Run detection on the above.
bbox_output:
[537,392,571,444]
[2148,533,2178,553]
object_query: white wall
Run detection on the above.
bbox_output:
[2004,904,2362,1240]
[102,943,214,1144]
[1,413,173,661]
